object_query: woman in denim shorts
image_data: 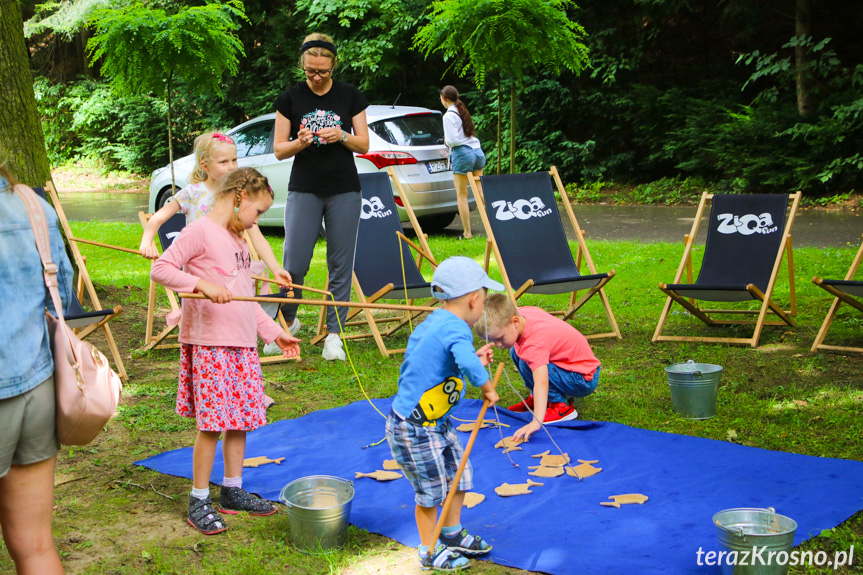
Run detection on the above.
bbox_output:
[440,86,486,239]
[0,161,72,574]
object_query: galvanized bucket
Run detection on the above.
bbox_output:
[713,507,797,575]
[279,475,354,554]
[665,360,722,419]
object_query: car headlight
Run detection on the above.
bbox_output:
[151,166,169,178]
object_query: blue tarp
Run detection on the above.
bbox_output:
[136,398,863,574]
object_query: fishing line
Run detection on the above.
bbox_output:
[481,309,519,469]
[481,309,580,478]
[328,292,387,449]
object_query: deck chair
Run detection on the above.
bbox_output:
[653,191,802,348]
[467,167,620,340]
[810,234,863,353]
[39,183,128,381]
[139,211,185,351]
[310,168,439,357]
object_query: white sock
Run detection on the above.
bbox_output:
[191,487,210,500]
[222,476,242,489]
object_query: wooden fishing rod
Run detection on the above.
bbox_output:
[430,362,504,548]
[69,237,143,255]
[178,292,436,312]
[250,275,333,296]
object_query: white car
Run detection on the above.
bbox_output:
[148,105,473,232]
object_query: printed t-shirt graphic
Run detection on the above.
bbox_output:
[408,376,464,426]
[301,109,343,146]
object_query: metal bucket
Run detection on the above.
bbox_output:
[665,360,722,419]
[713,507,797,575]
[279,475,354,554]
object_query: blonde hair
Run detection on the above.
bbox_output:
[0,159,15,190]
[298,32,338,71]
[218,167,273,237]
[189,131,236,184]
[474,293,518,336]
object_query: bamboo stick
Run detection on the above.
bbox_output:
[178,292,436,312]
[69,236,142,255]
[250,275,333,296]
[430,362,504,548]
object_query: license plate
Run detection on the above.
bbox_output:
[426,160,449,174]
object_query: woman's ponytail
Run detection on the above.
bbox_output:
[440,85,476,139]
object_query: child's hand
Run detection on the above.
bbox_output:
[513,420,541,442]
[196,280,232,304]
[481,386,499,407]
[274,331,301,358]
[297,127,315,148]
[139,243,159,260]
[272,268,293,288]
[475,342,494,366]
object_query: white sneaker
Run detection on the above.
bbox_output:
[288,318,301,336]
[263,341,282,356]
[322,333,346,361]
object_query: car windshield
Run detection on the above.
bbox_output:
[369,114,444,147]
[231,121,272,157]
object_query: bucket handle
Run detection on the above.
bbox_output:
[278,479,354,509]
[684,359,703,376]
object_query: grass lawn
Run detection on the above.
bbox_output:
[3,222,861,574]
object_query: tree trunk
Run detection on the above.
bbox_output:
[167,71,176,195]
[509,84,516,174]
[0,0,52,187]
[496,72,502,175]
[795,0,815,118]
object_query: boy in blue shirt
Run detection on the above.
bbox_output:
[386,256,502,571]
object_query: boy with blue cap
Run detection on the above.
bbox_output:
[385,256,502,571]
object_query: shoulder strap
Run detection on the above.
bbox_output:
[13,184,77,361]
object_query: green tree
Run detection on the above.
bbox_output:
[414,0,589,173]
[87,0,247,190]
[0,0,52,186]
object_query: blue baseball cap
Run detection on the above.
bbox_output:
[431,256,505,300]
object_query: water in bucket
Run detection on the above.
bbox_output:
[713,507,797,575]
[279,475,354,554]
[665,360,722,419]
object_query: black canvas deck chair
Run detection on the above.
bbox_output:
[39,182,128,381]
[653,191,802,348]
[467,167,620,340]
[139,211,185,351]
[310,168,438,357]
[811,234,863,353]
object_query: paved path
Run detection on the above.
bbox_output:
[59,192,861,249]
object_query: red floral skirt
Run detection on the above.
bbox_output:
[177,344,266,432]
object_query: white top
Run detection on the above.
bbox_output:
[443,105,481,149]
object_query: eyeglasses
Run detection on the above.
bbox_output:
[303,68,333,78]
[213,133,234,144]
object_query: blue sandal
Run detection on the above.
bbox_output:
[439,528,492,555]
[420,543,470,571]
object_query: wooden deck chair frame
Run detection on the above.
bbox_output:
[139,211,183,351]
[311,167,439,357]
[45,181,128,381]
[468,166,621,340]
[653,191,801,348]
[810,233,863,353]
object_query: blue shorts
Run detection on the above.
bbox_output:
[450,145,486,175]
[385,411,473,507]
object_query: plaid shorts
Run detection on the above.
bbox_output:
[385,410,473,507]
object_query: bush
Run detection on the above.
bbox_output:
[33,76,205,174]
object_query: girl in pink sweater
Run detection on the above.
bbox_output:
[151,168,300,535]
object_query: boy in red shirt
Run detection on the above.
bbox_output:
[475,294,600,441]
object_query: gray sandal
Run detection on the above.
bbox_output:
[187,495,227,535]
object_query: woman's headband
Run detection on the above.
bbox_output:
[301,40,337,57]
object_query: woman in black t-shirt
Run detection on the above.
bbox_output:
[274,33,369,361]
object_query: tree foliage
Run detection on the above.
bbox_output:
[413,0,588,89]
[87,0,246,99]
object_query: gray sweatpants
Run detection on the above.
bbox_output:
[281,190,361,333]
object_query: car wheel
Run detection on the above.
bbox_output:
[416,213,456,234]
[156,187,176,210]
